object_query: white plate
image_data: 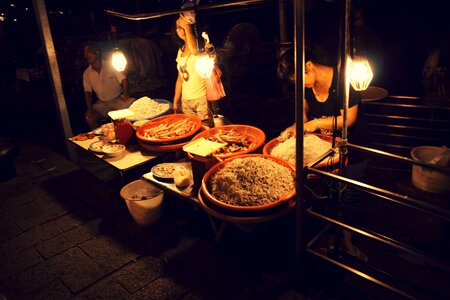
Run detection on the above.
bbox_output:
[88,141,110,153]
[151,163,187,180]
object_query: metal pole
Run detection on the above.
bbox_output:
[278,0,287,43]
[294,0,305,279]
[32,0,74,158]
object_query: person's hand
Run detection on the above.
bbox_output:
[304,119,319,133]
[173,102,179,114]
[177,16,192,31]
[278,126,296,141]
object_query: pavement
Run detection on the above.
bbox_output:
[1,81,450,299]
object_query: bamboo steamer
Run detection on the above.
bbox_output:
[410,146,450,194]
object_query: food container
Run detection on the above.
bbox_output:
[120,179,164,226]
[201,154,296,212]
[102,144,126,157]
[411,146,450,193]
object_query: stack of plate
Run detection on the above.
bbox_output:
[136,114,203,152]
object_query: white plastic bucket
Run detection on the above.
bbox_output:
[410,146,450,194]
[120,179,164,226]
[213,114,224,127]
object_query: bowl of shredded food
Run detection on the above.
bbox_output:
[127,97,172,122]
[263,133,341,169]
[188,124,266,159]
[201,154,296,212]
[136,114,202,144]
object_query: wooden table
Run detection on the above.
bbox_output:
[69,136,162,180]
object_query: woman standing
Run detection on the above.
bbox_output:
[172,15,212,127]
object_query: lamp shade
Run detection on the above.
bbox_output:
[112,48,127,72]
[349,56,373,91]
[195,54,215,79]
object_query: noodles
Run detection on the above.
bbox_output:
[270,135,333,166]
[210,157,294,206]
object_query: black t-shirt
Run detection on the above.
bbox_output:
[304,70,371,163]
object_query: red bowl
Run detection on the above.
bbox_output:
[136,114,202,144]
[139,125,207,153]
[188,124,266,160]
[201,154,296,212]
[263,133,341,169]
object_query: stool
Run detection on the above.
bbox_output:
[0,137,20,182]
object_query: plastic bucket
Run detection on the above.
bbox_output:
[120,179,164,226]
[410,146,450,194]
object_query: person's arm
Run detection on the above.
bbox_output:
[85,91,96,121]
[304,104,358,133]
[173,72,183,113]
[120,78,130,100]
[178,17,199,55]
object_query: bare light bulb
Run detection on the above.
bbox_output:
[112,48,127,72]
[349,56,373,91]
[195,54,215,79]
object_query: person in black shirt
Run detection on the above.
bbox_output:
[278,45,370,261]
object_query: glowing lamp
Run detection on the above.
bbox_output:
[112,48,127,72]
[349,56,373,91]
[195,54,215,79]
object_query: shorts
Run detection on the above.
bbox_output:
[181,95,210,121]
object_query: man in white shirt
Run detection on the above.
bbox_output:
[83,43,133,129]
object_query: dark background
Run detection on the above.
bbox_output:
[1,0,449,142]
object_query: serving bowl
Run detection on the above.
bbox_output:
[127,98,172,122]
[102,144,126,157]
[201,154,296,212]
[188,124,266,160]
[136,114,202,144]
[263,133,341,169]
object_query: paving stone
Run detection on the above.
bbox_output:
[0,220,64,258]
[53,206,98,232]
[74,276,130,299]
[61,232,141,293]
[0,186,53,211]
[0,247,90,298]
[113,256,164,293]
[131,276,189,300]
[54,169,124,214]
[0,221,21,243]
[0,247,43,282]
[29,279,73,300]
[8,182,83,231]
[35,218,103,259]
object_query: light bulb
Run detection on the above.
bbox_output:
[112,48,127,72]
[349,56,373,91]
[195,54,215,79]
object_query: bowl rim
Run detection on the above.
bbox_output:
[188,124,266,159]
[201,154,296,212]
[136,114,202,144]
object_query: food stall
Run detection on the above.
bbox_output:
[36,0,450,298]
